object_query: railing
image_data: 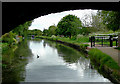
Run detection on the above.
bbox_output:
[90,35,118,47]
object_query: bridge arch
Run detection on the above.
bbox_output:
[2,2,119,35]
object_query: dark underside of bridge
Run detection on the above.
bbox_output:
[2,2,120,35]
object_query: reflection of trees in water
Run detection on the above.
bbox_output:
[2,39,33,83]
[30,39,42,44]
[56,44,100,78]
[56,44,85,64]
[43,40,47,48]
[78,57,91,70]
[43,40,57,51]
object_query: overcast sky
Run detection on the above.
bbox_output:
[29,9,98,31]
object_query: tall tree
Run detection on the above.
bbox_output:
[28,29,42,36]
[91,12,107,32]
[97,10,120,31]
[48,25,57,36]
[57,14,82,38]
[12,21,33,37]
[43,29,49,36]
[81,14,92,27]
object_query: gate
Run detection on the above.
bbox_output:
[90,34,118,47]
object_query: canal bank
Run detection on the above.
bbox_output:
[38,36,120,84]
[39,36,89,53]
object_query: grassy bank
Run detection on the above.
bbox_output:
[88,48,120,83]
[1,35,23,69]
[38,36,89,52]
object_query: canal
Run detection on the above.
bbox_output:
[2,39,111,83]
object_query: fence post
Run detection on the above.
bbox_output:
[110,35,113,47]
[119,33,120,47]
[93,36,95,47]
[91,36,93,47]
[94,36,95,47]
[116,39,118,47]
[102,37,103,47]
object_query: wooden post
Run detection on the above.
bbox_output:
[91,36,93,47]
[102,37,103,47]
[118,33,120,66]
[116,39,118,47]
[118,33,120,47]
[110,35,113,47]
[93,36,95,47]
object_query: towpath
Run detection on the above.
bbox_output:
[85,43,120,66]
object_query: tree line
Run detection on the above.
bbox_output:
[42,10,119,38]
[1,10,119,46]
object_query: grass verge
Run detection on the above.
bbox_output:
[88,48,120,83]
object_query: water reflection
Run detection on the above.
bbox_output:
[2,39,111,83]
[2,40,33,83]
[24,39,110,82]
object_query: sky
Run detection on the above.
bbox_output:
[29,9,98,31]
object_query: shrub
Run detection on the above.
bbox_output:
[1,32,17,46]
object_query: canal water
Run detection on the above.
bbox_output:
[2,39,112,83]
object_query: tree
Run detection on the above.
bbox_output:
[81,14,92,27]
[48,25,57,36]
[28,29,42,36]
[78,27,90,36]
[97,10,120,31]
[91,12,107,32]
[12,21,33,37]
[2,31,17,46]
[57,14,82,38]
[43,29,49,36]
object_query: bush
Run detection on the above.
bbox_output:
[76,35,89,43]
[1,32,17,46]
[51,35,56,38]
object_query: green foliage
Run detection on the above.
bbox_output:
[2,39,33,82]
[1,31,17,46]
[12,21,32,37]
[48,25,57,36]
[88,48,120,70]
[42,29,49,36]
[57,14,82,38]
[78,27,91,35]
[1,43,9,51]
[40,36,89,52]
[28,29,42,36]
[98,10,120,31]
[91,12,107,32]
[76,35,89,43]
[56,44,85,64]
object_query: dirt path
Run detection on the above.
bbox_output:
[86,42,120,66]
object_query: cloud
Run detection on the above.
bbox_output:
[29,9,98,31]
